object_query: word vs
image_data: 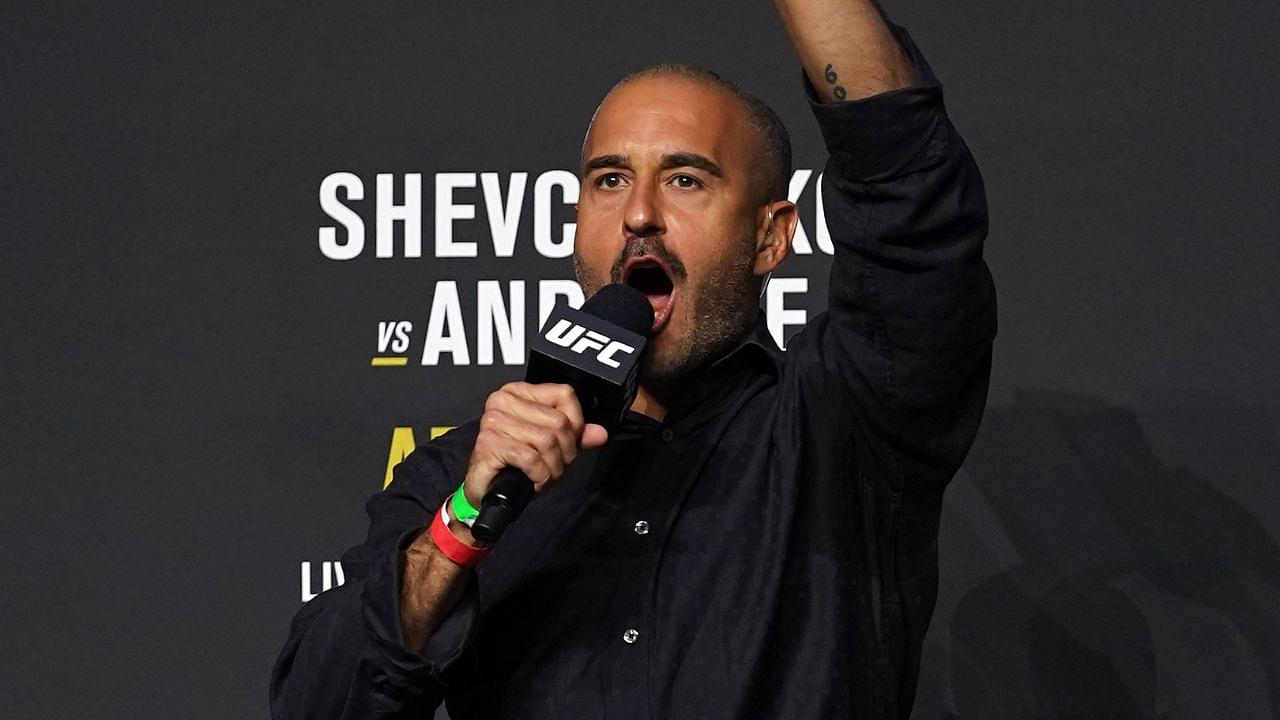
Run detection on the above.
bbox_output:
[377,321,413,355]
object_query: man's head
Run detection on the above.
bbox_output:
[574,64,799,386]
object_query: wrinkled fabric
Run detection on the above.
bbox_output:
[271,23,997,720]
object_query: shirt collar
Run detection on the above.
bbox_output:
[658,310,782,427]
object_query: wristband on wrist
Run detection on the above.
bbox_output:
[449,485,480,527]
[430,502,491,566]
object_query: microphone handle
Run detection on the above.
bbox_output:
[470,467,536,543]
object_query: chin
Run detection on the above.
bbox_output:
[639,347,679,383]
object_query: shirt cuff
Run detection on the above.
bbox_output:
[803,23,948,183]
[361,525,480,684]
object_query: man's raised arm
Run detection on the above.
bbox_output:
[772,0,915,101]
[774,1,998,478]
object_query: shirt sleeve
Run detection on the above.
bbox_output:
[269,423,482,719]
[786,23,998,485]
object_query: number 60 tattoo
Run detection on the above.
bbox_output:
[823,64,847,101]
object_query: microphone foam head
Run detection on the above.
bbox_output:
[581,283,654,339]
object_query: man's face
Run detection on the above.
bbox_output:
[575,76,773,383]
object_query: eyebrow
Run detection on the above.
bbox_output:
[581,152,724,178]
[662,152,723,178]
[582,154,629,175]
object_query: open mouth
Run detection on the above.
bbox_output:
[622,256,676,333]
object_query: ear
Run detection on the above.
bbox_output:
[753,199,797,277]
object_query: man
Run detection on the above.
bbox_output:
[271,0,996,717]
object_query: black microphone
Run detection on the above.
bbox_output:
[469,284,654,543]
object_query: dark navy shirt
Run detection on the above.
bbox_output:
[271,23,997,720]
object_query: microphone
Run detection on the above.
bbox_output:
[469,284,654,543]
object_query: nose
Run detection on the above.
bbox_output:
[622,176,664,238]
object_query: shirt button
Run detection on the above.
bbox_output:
[661,428,675,442]
[622,628,640,644]
[633,520,650,535]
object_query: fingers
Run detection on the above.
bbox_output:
[499,382,586,437]
[485,387,579,462]
[465,382,599,503]
[472,420,557,488]
[580,423,609,450]
[487,409,574,480]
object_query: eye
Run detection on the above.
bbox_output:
[595,172,626,189]
[670,174,703,189]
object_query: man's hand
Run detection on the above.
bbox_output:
[399,382,606,654]
[463,382,609,509]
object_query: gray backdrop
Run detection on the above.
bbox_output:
[3,1,1278,718]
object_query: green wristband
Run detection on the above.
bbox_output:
[450,484,480,525]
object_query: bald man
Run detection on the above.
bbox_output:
[272,2,996,718]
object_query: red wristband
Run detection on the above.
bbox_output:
[429,504,491,566]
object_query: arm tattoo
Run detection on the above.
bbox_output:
[822,63,848,101]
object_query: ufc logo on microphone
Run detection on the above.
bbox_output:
[544,319,637,368]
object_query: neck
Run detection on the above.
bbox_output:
[629,380,677,422]
[629,319,760,422]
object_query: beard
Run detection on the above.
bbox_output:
[574,234,759,386]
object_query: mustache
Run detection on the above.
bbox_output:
[609,236,688,284]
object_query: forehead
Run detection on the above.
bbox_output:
[583,76,754,167]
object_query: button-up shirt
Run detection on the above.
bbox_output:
[272,23,997,720]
